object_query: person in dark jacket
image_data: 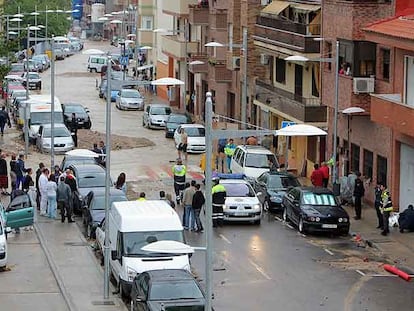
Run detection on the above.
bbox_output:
[212,177,226,227]
[70,113,78,147]
[399,205,414,233]
[35,162,45,209]
[57,176,73,223]
[16,154,26,190]
[191,184,205,232]
[64,169,77,215]
[374,182,383,229]
[0,106,11,136]
[353,172,365,220]
[9,154,18,190]
[0,153,9,195]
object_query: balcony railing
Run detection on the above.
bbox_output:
[161,35,199,60]
[210,9,227,29]
[189,4,209,25]
[257,16,320,36]
[162,0,198,16]
[256,80,326,123]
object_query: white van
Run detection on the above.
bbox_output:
[87,56,107,73]
[108,200,190,297]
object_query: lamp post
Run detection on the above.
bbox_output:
[50,38,56,169]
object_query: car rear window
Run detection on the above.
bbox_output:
[151,107,171,115]
[302,193,337,206]
[150,280,204,300]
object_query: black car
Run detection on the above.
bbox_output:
[282,187,350,235]
[165,113,192,138]
[62,103,92,129]
[254,171,301,212]
[130,269,206,311]
[82,188,127,238]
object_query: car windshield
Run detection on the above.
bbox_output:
[221,183,256,197]
[31,112,64,125]
[245,154,277,169]
[11,64,24,71]
[65,105,86,113]
[28,73,39,79]
[168,115,188,124]
[149,280,204,300]
[90,195,127,210]
[43,127,70,138]
[78,173,106,188]
[302,193,338,206]
[268,175,300,189]
[151,107,171,115]
[184,127,205,137]
[121,90,140,98]
[123,230,184,257]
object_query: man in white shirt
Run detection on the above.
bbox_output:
[38,168,49,216]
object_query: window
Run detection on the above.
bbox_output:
[311,65,320,97]
[141,16,153,30]
[275,58,286,84]
[354,41,376,77]
[377,155,387,185]
[307,136,317,163]
[363,149,373,179]
[339,40,354,75]
[381,49,390,80]
[351,143,360,173]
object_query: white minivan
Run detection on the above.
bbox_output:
[108,200,190,297]
[87,56,107,73]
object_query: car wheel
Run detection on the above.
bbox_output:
[99,93,103,98]
[282,207,289,222]
[142,119,145,127]
[86,122,92,129]
[298,216,306,234]
[254,219,261,225]
[146,121,150,129]
[263,200,270,212]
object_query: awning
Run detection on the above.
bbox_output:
[261,0,289,15]
[290,3,320,13]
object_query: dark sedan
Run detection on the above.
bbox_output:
[165,113,192,138]
[253,171,301,212]
[62,103,92,129]
[282,187,350,235]
[82,188,127,238]
[130,269,206,311]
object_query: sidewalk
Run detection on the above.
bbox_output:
[35,214,127,311]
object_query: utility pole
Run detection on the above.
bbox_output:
[241,27,248,131]
[51,38,55,169]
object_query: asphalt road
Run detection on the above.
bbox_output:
[34,40,414,311]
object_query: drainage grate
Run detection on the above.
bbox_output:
[63,241,89,247]
[91,301,116,306]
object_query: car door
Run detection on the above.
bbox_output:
[284,188,297,222]
[83,192,94,224]
[255,173,268,204]
[290,189,302,224]
[136,274,150,311]
[115,91,121,105]
[5,194,34,229]
[95,219,105,251]
[143,106,150,125]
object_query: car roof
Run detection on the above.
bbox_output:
[41,123,67,129]
[265,171,297,178]
[237,145,274,154]
[148,104,170,108]
[63,102,83,107]
[219,179,249,185]
[70,164,106,174]
[121,88,138,92]
[87,188,125,197]
[143,269,195,282]
[296,186,334,195]
[180,123,204,129]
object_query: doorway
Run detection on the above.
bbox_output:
[295,64,303,97]
[399,143,414,212]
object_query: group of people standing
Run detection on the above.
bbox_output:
[181,180,205,232]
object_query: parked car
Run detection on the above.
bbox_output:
[230,145,279,179]
[69,164,111,214]
[142,104,172,129]
[54,48,66,60]
[253,171,301,212]
[0,208,10,268]
[24,59,41,72]
[62,102,92,129]
[36,123,74,154]
[219,175,262,224]
[60,149,100,171]
[30,57,46,72]
[103,85,121,102]
[32,54,50,69]
[2,192,35,230]
[115,88,144,110]
[21,72,42,90]
[174,124,206,153]
[165,113,192,138]
[282,186,350,235]
[130,269,206,311]
[82,188,127,238]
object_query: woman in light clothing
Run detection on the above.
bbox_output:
[46,174,58,219]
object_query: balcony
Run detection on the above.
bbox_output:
[209,63,232,83]
[138,0,154,16]
[189,54,208,73]
[371,94,414,137]
[137,29,153,46]
[161,35,199,60]
[255,80,326,123]
[254,16,320,54]
[162,0,198,17]
[189,4,209,25]
[210,9,227,30]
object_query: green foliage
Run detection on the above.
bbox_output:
[0,65,11,81]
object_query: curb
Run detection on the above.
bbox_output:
[34,222,78,311]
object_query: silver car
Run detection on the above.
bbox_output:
[36,123,74,153]
[142,104,172,129]
[115,88,144,110]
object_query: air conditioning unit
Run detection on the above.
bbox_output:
[353,77,375,94]
[260,54,269,65]
[232,56,241,70]
[261,0,271,5]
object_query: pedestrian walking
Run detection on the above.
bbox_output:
[182,180,196,230]
[191,184,205,232]
[9,154,17,190]
[39,168,49,216]
[70,113,78,147]
[0,153,9,195]
[98,140,106,167]
[353,172,365,220]
[35,162,45,208]
[181,129,188,161]
[46,174,57,219]
[379,181,393,236]
[0,106,11,136]
[172,158,186,205]
[374,181,383,229]
[57,176,73,223]
[224,139,236,173]
[22,168,34,192]
[114,172,127,194]
[15,154,27,190]
[212,177,226,227]
[311,164,324,187]
[320,162,330,188]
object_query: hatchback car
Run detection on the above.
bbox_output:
[253,171,301,212]
[62,103,92,129]
[0,212,10,269]
[130,269,206,311]
[36,123,74,154]
[115,88,144,110]
[174,124,206,153]
[32,54,50,69]
[282,187,350,235]
[143,104,172,129]
[165,113,192,138]
[21,72,42,90]
[82,188,127,238]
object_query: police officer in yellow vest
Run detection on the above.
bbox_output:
[172,158,187,204]
[379,181,393,236]
[224,139,236,173]
[212,177,226,227]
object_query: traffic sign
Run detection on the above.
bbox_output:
[281,121,296,129]
[120,56,129,66]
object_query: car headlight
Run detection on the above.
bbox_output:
[253,204,261,210]
[308,216,320,222]
[338,218,348,223]
[270,196,282,203]
[0,243,5,252]
[78,194,83,201]
[127,266,138,282]
[68,142,74,147]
